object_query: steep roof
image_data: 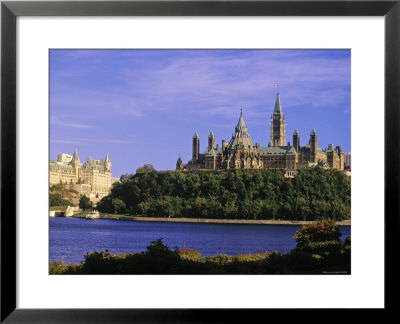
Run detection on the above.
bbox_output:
[235,111,247,132]
[225,112,255,150]
[72,149,80,161]
[273,93,283,116]
[205,148,217,156]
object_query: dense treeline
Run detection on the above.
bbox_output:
[50,220,351,275]
[97,168,351,221]
[49,193,74,207]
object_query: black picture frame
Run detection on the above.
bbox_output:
[1,0,399,322]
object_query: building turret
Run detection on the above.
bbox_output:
[176,157,184,170]
[227,111,255,151]
[270,93,286,147]
[104,153,111,172]
[293,129,300,153]
[70,149,82,169]
[192,132,200,163]
[310,128,317,163]
[208,131,215,151]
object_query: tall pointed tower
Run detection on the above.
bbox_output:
[70,149,82,169]
[70,149,82,182]
[310,128,317,163]
[270,93,286,147]
[293,129,300,153]
[208,131,215,151]
[192,132,200,163]
[104,153,111,172]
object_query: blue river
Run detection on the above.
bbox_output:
[49,217,351,264]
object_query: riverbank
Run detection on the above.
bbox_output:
[70,213,351,226]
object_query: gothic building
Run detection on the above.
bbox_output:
[177,94,344,171]
[50,150,118,200]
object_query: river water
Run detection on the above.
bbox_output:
[49,217,351,264]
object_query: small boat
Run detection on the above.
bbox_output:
[86,210,99,220]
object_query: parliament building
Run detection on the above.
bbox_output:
[176,94,344,171]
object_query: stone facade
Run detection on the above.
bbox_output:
[178,94,344,171]
[50,150,118,200]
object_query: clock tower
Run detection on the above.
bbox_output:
[270,93,286,146]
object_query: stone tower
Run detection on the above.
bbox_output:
[270,93,286,147]
[208,131,215,151]
[310,128,317,163]
[104,153,111,172]
[293,129,300,153]
[70,149,82,182]
[192,132,200,163]
[176,157,184,170]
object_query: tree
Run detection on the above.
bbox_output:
[136,164,155,173]
[112,198,126,214]
[79,195,92,210]
[49,193,73,207]
[120,173,133,183]
[294,219,342,248]
[96,196,114,213]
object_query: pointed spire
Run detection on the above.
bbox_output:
[193,131,199,138]
[72,149,80,162]
[209,131,215,138]
[273,93,283,116]
[311,128,317,135]
[293,129,299,135]
[268,139,272,147]
[105,153,110,162]
[235,111,247,132]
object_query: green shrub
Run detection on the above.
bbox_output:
[295,240,344,255]
[294,219,341,247]
[179,249,202,261]
[49,193,73,207]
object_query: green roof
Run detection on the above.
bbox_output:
[73,149,79,161]
[193,132,199,138]
[84,157,106,171]
[273,93,283,115]
[205,148,217,156]
[235,112,247,132]
[50,160,74,172]
[203,147,223,155]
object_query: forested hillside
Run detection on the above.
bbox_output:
[97,168,351,221]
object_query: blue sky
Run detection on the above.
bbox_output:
[50,49,351,178]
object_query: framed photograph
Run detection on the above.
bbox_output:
[1,0,398,321]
